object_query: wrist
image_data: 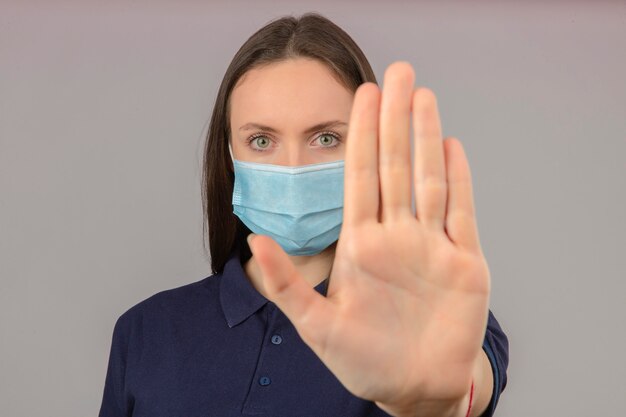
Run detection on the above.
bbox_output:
[376,388,469,417]
[460,380,475,417]
[378,355,481,417]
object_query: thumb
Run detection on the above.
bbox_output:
[247,233,334,347]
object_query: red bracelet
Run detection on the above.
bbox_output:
[465,380,475,417]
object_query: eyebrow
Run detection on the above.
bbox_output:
[239,120,348,135]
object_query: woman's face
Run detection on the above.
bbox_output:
[229,58,354,166]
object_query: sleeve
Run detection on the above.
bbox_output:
[98,311,134,417]
[479,309,509,417]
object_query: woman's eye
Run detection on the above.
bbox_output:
[248,135,271,151]
[315,132,341,147]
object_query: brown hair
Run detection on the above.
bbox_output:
[202,12,378,274]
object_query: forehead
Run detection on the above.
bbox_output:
[230,58,354,131]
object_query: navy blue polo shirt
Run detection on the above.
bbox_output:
[99,249,508,417]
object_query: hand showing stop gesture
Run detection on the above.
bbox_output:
[248,61,491,417]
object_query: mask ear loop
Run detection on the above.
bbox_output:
[228,142,234,160]
[228,141,235,171]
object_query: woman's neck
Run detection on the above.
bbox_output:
[244,242,336,300]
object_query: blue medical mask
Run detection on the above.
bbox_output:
[230,146,344,256]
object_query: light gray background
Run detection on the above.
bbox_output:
[1,1,625,416]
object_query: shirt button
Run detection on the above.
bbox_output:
[271,335,282,345]
[259,376,271,386]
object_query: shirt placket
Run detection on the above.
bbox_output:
[241,301,288,416]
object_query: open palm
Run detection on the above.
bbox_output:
[249,62,491,416]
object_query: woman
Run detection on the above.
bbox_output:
[99,12,508,417]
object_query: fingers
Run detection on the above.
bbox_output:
[412,87,447,230]
[343,82,381,227]
[248,234,337,348]
[344,62,478,253]
[379,62,415,221]
[443,138,481,253]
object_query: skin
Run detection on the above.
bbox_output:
[229,58,494,417]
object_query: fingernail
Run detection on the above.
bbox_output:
[247,233,256,246]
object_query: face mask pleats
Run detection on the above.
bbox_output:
[232,158,344,256]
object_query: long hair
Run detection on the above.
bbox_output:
[202,12,378,274]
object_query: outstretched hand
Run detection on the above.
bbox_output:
[248,62,491,417]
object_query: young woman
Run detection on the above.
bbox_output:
[99,12,509,417]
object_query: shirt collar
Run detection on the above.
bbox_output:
[219,249,330,328]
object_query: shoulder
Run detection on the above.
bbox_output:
[113,274,222,335]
